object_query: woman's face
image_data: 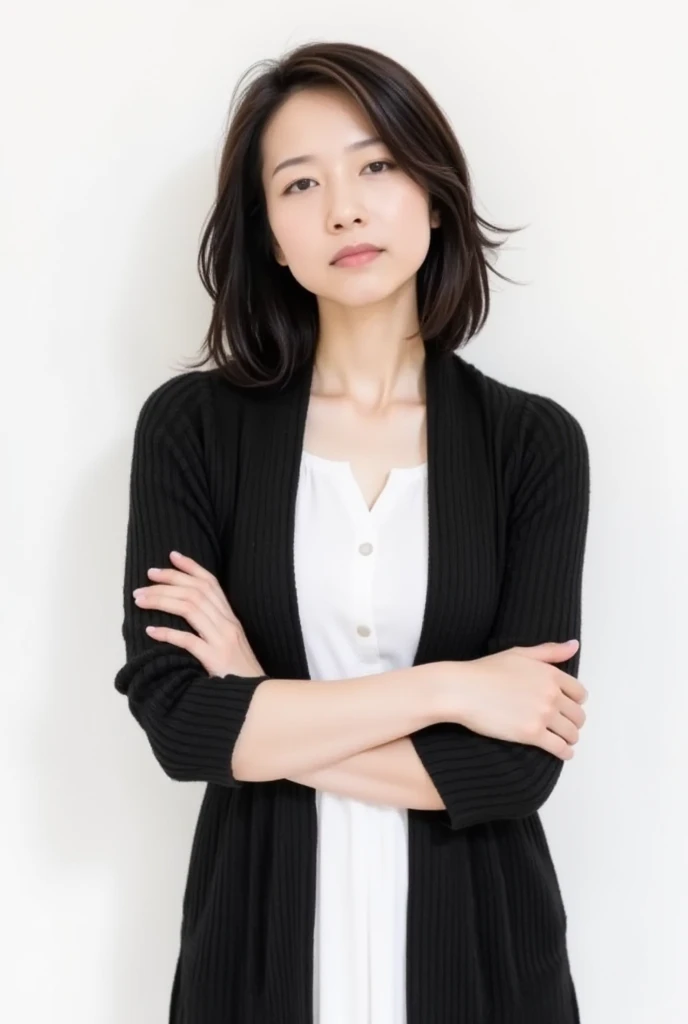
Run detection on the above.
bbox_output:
[260,86,439,309]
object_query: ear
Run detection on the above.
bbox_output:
[430,207,441,229]
[273,239,287,266]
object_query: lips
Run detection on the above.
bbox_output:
[331,244,383,265]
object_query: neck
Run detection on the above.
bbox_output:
[313,292,426,408]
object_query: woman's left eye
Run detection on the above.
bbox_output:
[365,160,395,174]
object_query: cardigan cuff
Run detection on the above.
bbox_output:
[410,721,559,830]
[141,672,271,786]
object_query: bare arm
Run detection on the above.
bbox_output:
[288,736,445,811]
[231,664,440,783]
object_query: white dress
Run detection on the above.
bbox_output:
[293,449,429,1024]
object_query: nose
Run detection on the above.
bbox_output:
[325,179,368,233]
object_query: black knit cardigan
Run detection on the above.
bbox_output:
[114,342,590,1023]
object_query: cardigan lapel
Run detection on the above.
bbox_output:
[229,342,499,682]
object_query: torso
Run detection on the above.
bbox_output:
[302,389,427,511]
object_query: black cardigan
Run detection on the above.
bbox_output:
[114,342,590,1023]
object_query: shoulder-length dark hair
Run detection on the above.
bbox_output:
[181,41,523,390]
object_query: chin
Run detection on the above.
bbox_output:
[323,275,414,309]
[336,288,392,308]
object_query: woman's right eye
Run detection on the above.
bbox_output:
[284,178,315,195]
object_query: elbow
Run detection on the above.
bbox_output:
[144,715,262,787]
[145,735,203,783]
[118,665,269,787]
[409,723,566,830]
[485,755,564,824]
[477,754,564,824]
[437,755,564,831]
[150,742,245,788]
[145,732,236,786]
[129,712,245,788]
[515,751,564,816]
[156,757,198,784]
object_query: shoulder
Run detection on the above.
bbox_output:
[132,366,243,444]
[451,351,589,465]
[134,368,207,428]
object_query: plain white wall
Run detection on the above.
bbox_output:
[2,2,686,1021]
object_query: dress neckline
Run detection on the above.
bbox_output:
[301,449,428,477]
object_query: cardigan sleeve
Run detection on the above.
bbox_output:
[410,391,591,830]
[113,372,269,786]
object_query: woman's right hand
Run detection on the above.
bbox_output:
[434,641,588,760]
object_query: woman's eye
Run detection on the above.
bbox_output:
[366,160,395,174]
[284,178,315,195]
[283,160,395,195]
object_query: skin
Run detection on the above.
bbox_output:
[132,88,586,808]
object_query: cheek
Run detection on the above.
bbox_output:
[382,188,433,263]
[270,203,320,269]
[384,183,431,228]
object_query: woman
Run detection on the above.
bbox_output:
[115,40,590,1024]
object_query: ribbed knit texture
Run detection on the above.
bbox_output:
[114,342,590,1024]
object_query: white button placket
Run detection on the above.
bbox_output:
[352,517,379,660]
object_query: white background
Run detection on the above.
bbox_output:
[2,2,686,1022]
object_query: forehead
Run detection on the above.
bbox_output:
[261,87,377,166]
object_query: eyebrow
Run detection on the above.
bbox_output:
[271,136,383,178]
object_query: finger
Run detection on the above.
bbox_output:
[558,694,587,729]
[143,561,232,614]
[558,673,588,704]
[547,712,580,746]
[166,555,238,619]
[136,585,226,628]
[145,625,207,661]
[536,729,575,761]
[514,640,579,663]
[168,550,218,583]
[140,593,223,643]
[146,567,208,590]
[143,572,233,620]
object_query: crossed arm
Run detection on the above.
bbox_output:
[288,735,445,811]
[118,384,589,828]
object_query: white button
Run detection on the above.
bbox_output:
[358,542,373,555]
[356,625,371,637]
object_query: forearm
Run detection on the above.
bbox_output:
[231,665,441,783]
[288,736,445,812]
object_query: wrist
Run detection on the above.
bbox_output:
[405,663,444,729]
[426,660,471,726]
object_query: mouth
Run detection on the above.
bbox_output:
[331,248,384,268]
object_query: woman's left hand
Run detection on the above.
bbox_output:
[132,550,266,678]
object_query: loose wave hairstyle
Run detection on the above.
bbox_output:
[181,41,524,390]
